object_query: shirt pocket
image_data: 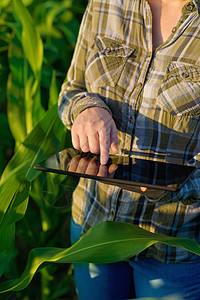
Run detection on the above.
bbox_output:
[85,35,135,89]
[157,61,200,117]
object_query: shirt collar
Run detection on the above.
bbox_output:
[181,1,200,15]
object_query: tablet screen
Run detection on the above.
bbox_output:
[34,148,196,192]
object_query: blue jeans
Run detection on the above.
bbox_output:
[70,218,200,300]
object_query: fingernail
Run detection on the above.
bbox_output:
[140,187,147,192]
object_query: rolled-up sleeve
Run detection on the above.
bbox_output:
[58,0,112,130]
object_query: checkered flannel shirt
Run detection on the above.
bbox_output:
[58,0,200,263]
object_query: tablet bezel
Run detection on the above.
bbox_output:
[33,150,197,192]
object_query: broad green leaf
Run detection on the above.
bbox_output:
[25,111,64,181]
[7,33,27,143]
[0,221,199,293]
[0,28,10,105]
[0,171,30,275]
[0,224,15,277]
[24,75,35,133]
[32,80,45,127]
[0,172,23,224]
[13,0,43,77]
[7,29,44,136]
[49,70,59,109]
[1,104,64,184]
[0,105,65,275]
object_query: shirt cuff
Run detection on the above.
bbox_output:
[71,95,112,123]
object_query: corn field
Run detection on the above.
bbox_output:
[0,0,87,298]
[0,1,200,300]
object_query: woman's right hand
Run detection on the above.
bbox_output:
[71,107,118,165]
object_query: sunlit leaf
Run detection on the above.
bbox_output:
[0,105,65,276]
[32,81,46,127]
[49,70,58,109]
[0,0,11,8]
[13,0,43,77]
[1,104,64,184]
[7,34,27,144]
[0,221,199,293]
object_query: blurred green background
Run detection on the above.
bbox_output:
[0,0,87,298]
[1,1,200,300]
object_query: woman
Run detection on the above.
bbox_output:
[58,0,200,299]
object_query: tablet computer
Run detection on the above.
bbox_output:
[33,148,197,192]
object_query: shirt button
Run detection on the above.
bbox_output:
[172,27,177,33]
[186,3,195,11]
[137,82,143,88]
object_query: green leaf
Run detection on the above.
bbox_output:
[13,0,43,77]
[7,34,27,143]
[0,224,15,277]
[49,70,58,109]
[1,104,64,184]
[0,105,65,276]
[0,0,11,9]
[0,221,199,293]
[0,171,30,276]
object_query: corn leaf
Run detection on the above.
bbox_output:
[7,34,27,143]
[0,221,199,293]
[0,171,30,276]
[13,0,43,77]
[49,70,59,109]
[1,104,64,184]
[0,105,65,277]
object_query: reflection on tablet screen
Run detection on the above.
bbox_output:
[34,148,197,192]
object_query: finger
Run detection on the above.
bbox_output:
[76,157,90,173]
[110,124,119,154]
[68,155,81,172]
[71,132,81,150]
[99,128,110,165]
[97,164,108,177]
[140,187,148,192]
[79,135,90,153]
[108,164,118,178]
[86,156,100,175]
[88,132,100,154]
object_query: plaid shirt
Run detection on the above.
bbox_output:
[58,0,200,263]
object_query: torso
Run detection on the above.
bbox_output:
[148,0,188,50]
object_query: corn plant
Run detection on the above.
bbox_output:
[0,0,200,299]
[0,0,86,298]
